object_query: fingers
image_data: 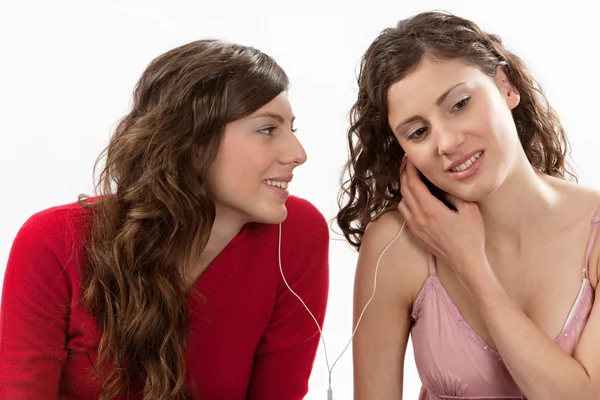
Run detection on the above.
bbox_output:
[399,154,408,177]
[397,198,413,226]
[400,160,421,218]
[401,159,459,221]
[403,157,421,184]
[402,159,440,212]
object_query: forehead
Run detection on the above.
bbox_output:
[226,91,293,130]
[387,57,486,109]
[250,91,293,117]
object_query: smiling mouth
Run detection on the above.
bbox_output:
[262,179,289,189]
[449,151,483,172]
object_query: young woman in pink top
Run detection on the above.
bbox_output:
[337,11,600,400]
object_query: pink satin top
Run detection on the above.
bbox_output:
[410,207,600,399]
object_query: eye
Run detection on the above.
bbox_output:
[407,126,428,140]
[257,126,276,136]
[451,96,470,113]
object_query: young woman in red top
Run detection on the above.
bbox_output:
[0,39,329,400]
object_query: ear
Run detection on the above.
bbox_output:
[495,66,520,110]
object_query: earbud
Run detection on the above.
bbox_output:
[278,219,407,399]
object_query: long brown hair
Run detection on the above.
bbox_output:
[336,11,574,251]
[79,39,289,399]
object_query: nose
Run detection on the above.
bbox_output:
[435,125,466,156]
[280,129,307,166]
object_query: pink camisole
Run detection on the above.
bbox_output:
[410,207,600,399]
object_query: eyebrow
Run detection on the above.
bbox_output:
[394,81,466,133]
[250,112,295,124]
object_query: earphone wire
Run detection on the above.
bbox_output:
[277,219,406,399]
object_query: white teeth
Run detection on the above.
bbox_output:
[264,179,289,189]
[451,151,482,172]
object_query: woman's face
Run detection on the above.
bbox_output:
[208,91,307,225]
[387,56,521,201]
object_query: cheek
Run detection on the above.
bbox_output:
[218,141,262,175]
[484,97,517,138]
[235,146,272,180]
[212,143,271,194]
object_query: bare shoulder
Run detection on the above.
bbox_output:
[555,177,600,209]
[559,179,600,286]
[357,210,429,307]
[574,186,600,287]
[352,210,429,398]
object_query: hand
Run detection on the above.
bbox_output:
[397,157,489,283]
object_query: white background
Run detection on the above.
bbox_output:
[1,1,599,398]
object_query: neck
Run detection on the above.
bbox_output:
[206,207,246,253]
[186,204,247,283]
[477,153,561,254]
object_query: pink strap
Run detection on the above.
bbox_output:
[428,253,437,276]
[584,202,600,279]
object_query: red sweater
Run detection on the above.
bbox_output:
[0,195,329,400]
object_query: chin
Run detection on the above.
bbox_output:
[450,181,502,202]
[252,204,288,225]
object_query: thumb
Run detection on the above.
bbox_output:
[399,154,408,176]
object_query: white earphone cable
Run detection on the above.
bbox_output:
[277,220,407,400]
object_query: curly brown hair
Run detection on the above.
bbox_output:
[336,11,574,251]
[78,39,289,399]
